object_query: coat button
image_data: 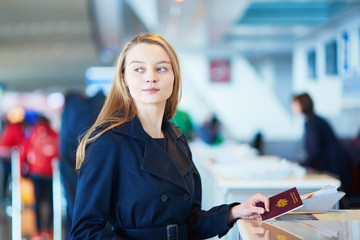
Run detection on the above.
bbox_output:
[161,194,168,202]
[182,193,189,201]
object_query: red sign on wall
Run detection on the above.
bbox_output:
[210,58,231,83]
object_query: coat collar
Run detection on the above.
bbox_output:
[111,115,183,142]
[111,116,192,192]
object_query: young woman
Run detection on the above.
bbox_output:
[70,33,269,240]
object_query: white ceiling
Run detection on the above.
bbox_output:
[0,0,359,92]
[0,0,99,92]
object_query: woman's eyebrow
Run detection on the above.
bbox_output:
[128,60,171,65]
[157,61,171,64]
[128,60,144,65]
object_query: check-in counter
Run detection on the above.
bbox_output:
[190,141,341,239]
[190,141,340,208]
[237,210,360,240]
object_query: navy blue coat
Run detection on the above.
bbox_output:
[60,91,105,238]
[303,113,352,191]
[70,116,236,240]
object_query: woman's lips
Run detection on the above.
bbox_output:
[143,87,159,94]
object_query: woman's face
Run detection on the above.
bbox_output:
[123,43,174,110]
[291,100,302,115]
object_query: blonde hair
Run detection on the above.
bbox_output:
[76,33,182,169]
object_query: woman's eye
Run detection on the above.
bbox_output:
[134,68,143,73]
[157,67,166,72]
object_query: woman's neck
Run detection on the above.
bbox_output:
[136,106,165,139]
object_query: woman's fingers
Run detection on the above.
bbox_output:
[252,193,270,212]
[248,205,265,215]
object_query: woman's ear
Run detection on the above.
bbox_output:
[122,75,128,87]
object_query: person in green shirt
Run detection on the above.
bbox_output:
[171,109,194,141]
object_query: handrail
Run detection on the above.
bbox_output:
[11,150,63,240]
[11,147,21,240]
[52,159,62,240]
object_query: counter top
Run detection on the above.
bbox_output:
[237,210,360,240]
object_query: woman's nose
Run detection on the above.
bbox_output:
[146,71,158,83]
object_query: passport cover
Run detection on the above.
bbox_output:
[256,187,303,221]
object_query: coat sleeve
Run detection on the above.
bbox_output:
[70,134,123,240]
[179,138,239,240]
[186,169,239,239]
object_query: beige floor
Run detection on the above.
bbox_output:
[0,204,11,240]
[0,202,38,239]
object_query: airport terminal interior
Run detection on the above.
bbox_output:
[1,0,360,239]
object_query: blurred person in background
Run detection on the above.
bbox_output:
[0,107,25,205]
[251,131,264,155]
[292,93,352,193]
[60,90,105,240]
[22,115,59,240]
[342,129,360,207]
[199,114,224,145]
[170,109,194,141]
[70,33,269,240]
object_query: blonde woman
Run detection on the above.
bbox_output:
[70,33,269,240]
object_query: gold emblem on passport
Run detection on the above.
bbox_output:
[276,235,287,240]
[276,199,288,207]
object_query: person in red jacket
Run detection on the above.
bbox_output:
[22,115,59,240]
[0,114,24,204]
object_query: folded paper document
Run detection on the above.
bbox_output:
[295,185,345,212]
[256,187,303,221]
[300,220,344,238]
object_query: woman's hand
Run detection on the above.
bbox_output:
[227,193,270,223]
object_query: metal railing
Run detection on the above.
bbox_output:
[11,147,21,240]
[53,159,62,240]
[11,148,63,240]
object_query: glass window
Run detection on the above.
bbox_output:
[307,50,317,79]
[341,31,349,73]
[325,40,338,75]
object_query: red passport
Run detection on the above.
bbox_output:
[256,187,303,221]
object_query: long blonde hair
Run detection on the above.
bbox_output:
[76,33,182,169]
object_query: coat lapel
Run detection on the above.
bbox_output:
[112,116,193,192]
[141,139,190,192]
